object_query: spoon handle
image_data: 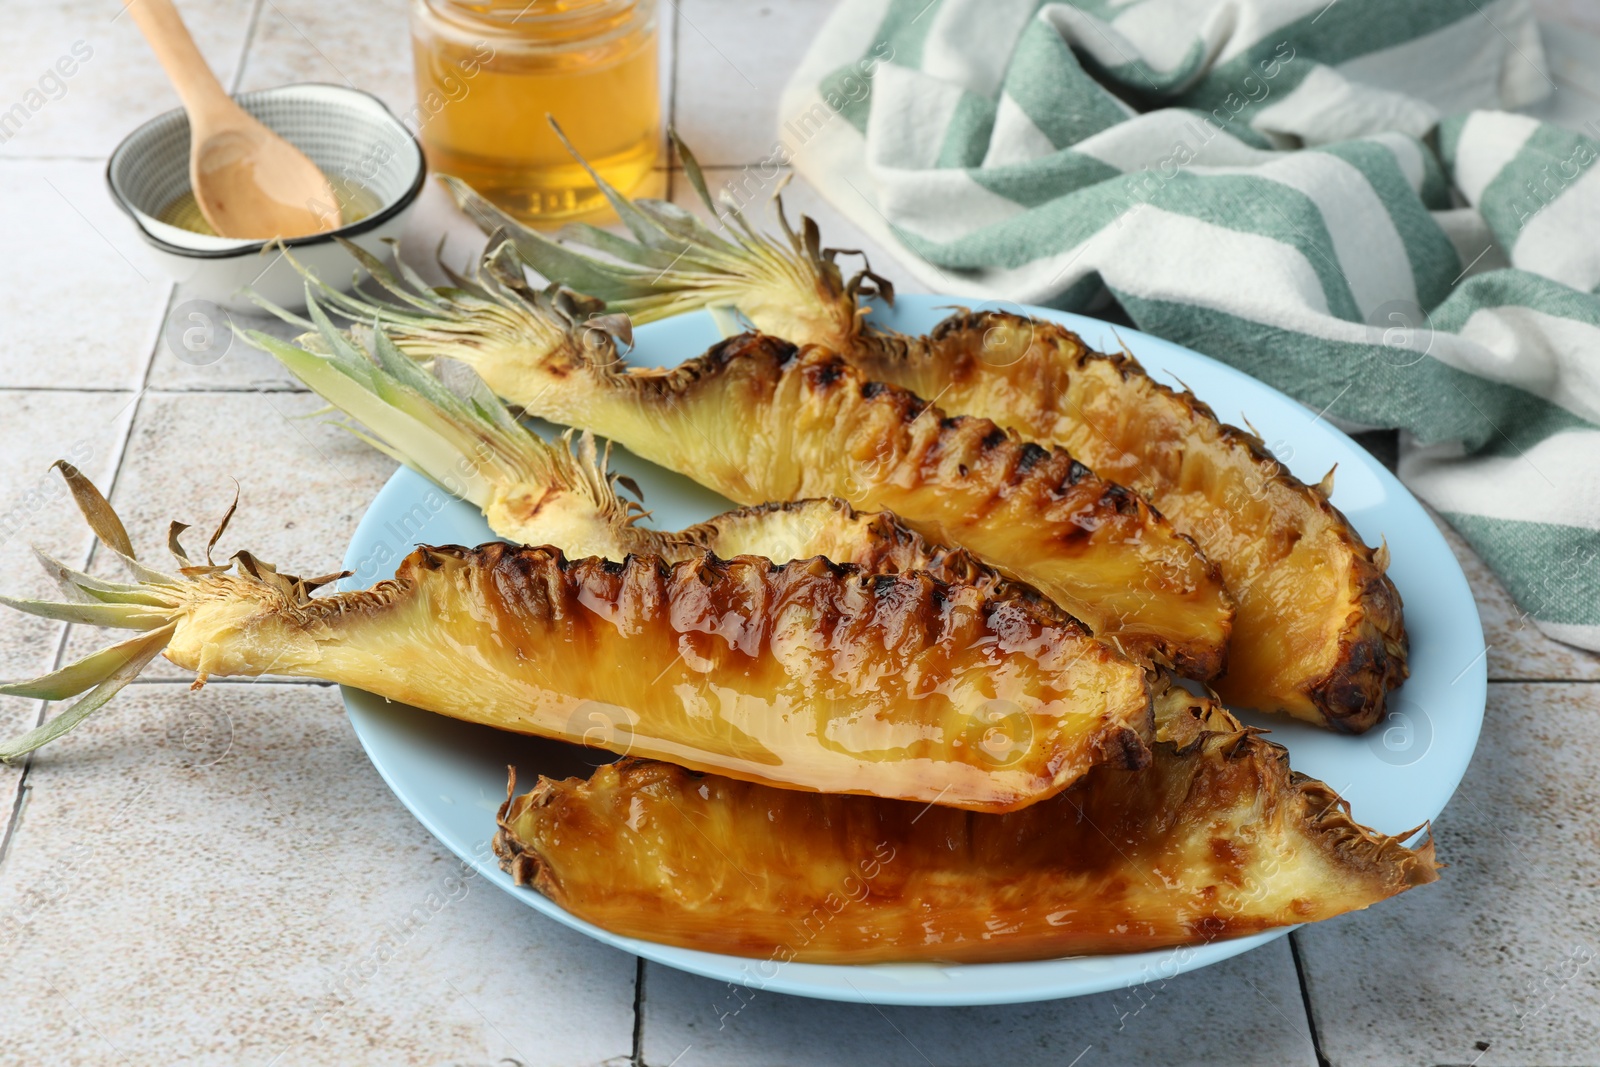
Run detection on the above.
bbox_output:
[121,0,234,121]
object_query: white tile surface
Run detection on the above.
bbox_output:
[0,160,170,389]
[0,388,134,934]
[145,291,313,392]
[673,0,839,167]
[107,389,396,573]
[0,682,637,1067]
[236,0,416,116]
[1296,682,1600,1066]
[0,0,255,159]
[0,390,137,683]
[59,389,399,677]
[641,939,1317,1067]
[1432,511,1600,682]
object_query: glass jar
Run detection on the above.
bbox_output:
[409,0,660,225]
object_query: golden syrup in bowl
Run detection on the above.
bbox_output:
[156,181,383,236]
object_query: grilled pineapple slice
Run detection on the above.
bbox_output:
[278,256,1233,679]
[846,314,1407,732]
[0,466,1152,811]
[494,697,1438,963]
[249,315,1047,610]
[448,138,1407,731]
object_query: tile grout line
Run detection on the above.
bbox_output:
[0,386,307,396]
[0,282,176,877]
[0,156,110,164]
[0,724,36,878]
[0,386,169,395]
[666,0,682,179]
[631,957,647,1067]
[1289,932,1334,1067]
[231,0,270,93]
[70,279,174,607]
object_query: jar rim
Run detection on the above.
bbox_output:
[421,0,646,26]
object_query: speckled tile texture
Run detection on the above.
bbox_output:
[672,0,838,167]
[641,939,1318,1067]
[1433,513,1600,682]
[0,683,636,1066]
[0,390,136,683]
[1296,683,1600,1065]
[144,292,313,393]
[0,161,171,390]
[0,0,254,158]
[235,0,416,116]
[1,2,1599,1065]
[57,389,397,679]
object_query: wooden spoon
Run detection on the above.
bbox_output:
[123,0,338,239]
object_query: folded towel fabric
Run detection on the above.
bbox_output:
[779,0,1600,652]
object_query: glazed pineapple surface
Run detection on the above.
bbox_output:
[271,242,1231,678]
[453,152,1409,731]
[0,459,1440,970]
[494,702,1438,964]
[256,311,1147,630]
[180,546,1153,810]
[848,313,1408,731]
[0,472,1156,812]
[435,327,1233,680]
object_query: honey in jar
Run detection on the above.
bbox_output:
[409,0,660,225]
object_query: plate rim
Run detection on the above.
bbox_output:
[339,299,1486,1006]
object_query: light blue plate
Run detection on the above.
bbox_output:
[339,297,1486,1007]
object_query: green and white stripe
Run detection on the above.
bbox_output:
[781,0,1600,651]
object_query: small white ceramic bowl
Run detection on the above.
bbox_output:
[107,83,426,313]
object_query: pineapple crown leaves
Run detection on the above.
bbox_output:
[250,236,633,377]
[439,127,893,340]
[0,465,344,763]
[258,229,641,398]
[243,285,645,531]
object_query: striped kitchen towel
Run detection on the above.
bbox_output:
[778,0,1600,651]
